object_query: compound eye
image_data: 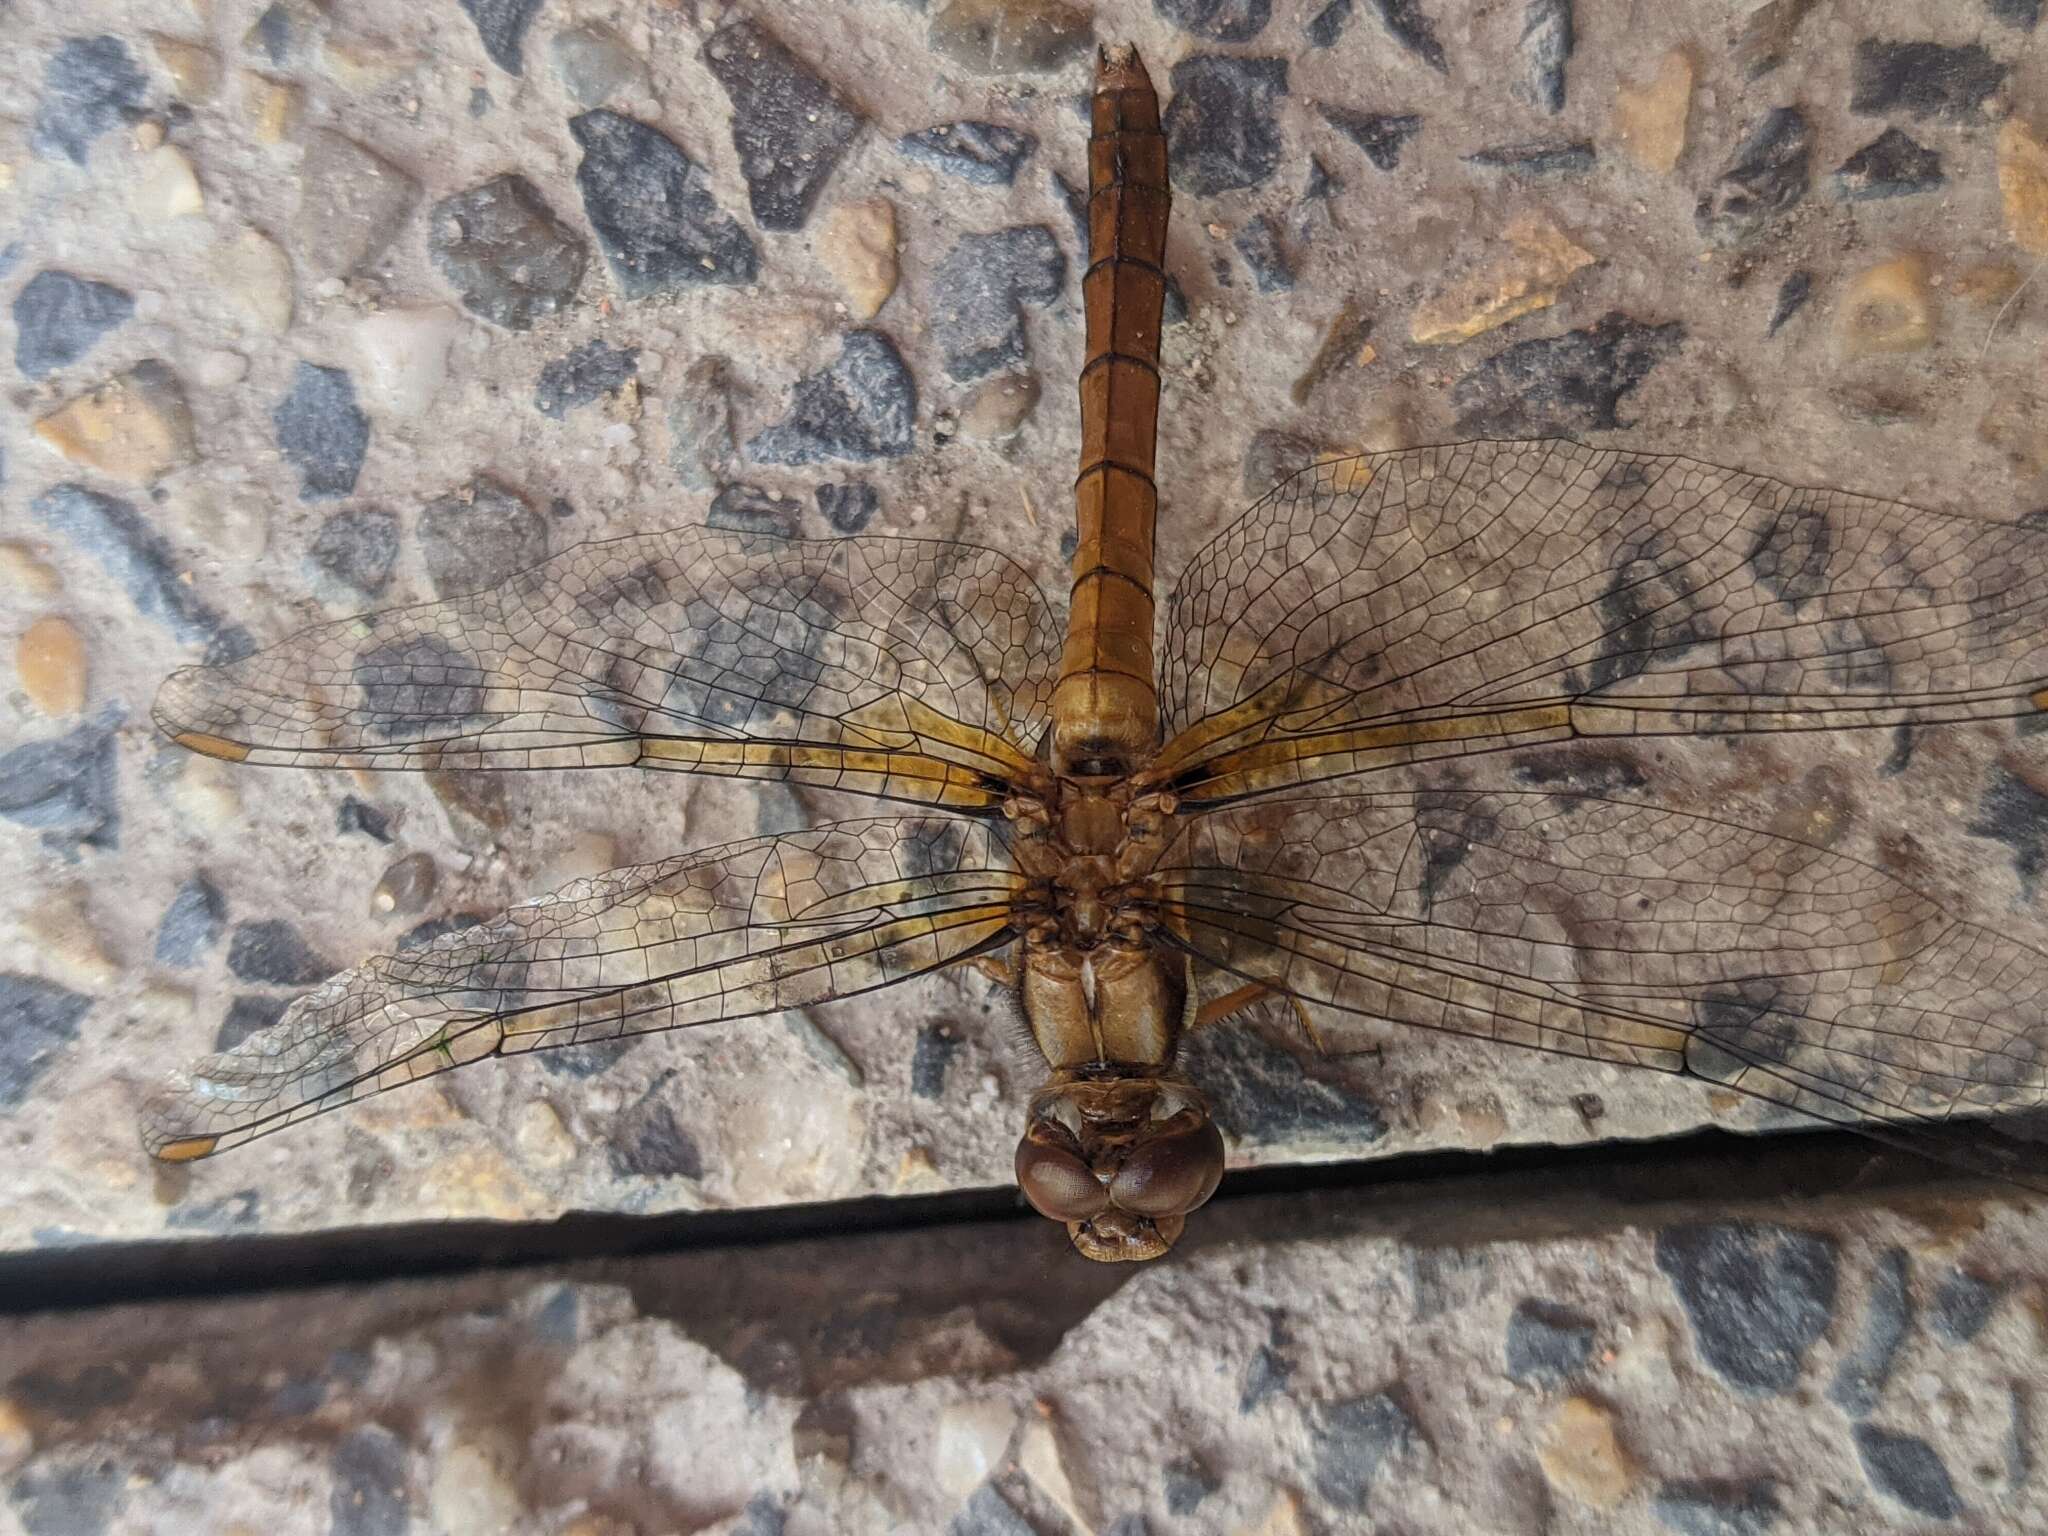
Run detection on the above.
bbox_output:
[1015,1127,1108,1222]
[1109,1113,1225,1217]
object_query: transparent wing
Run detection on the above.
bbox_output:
[1154,790,2048,1180]
[1152,441,2048,804]
[141,816,1021,1160]
[156,531,1061,811]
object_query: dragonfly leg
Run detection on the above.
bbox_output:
[964,952,1019,990]
[1194,981,1328,1055]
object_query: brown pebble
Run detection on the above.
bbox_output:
[18,616,86,715]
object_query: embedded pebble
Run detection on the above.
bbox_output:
[1998,118,2048,255]
[549,24,649,107]
[513,1100,576,1168]
[708,484,804,537]
[1317,106,1422,171]
[34,361,198,483]
[373,851,438,916]
[1651,1479,1782,1536]
[429,174,589,331]
[931,226,1064,380]
[1410,209,1595,345]
[1833,127,1943,200]
[218,227,295,334]
[1180,1019,1385,1143]
[1164,1454,1220,1515]
[1311,1392,1413,1511]
[150,34,220,102]
[927,0,1094,74]
[418,477,548,597]
[1517,0,1574,114]
[21,888,117,990]
[702,18,863,232]
[0,709,121,853]
[1157,0,1271,41]
[668,355,739,490]
[351,304,462,415]
[242,72,303,145]
[815,481,878,534]
[934,1401,1017,1501]
[0,1397,32,1474]
[1827,1247,1910,1414]
[337,796,394,843]
[17,616,87,716]
[1233,215,1295,292]
[535,340,637,420]
[1852,1424,1961,1519]
[1695,108,1811,247]
[1465,140,1596,176]
[746,330,917,463]
[570,111,759,297]
[242,1,323,65]
[1451,312,1684,435]
[899,122,1038,186]
[12,270,135,380]
[272,361,370,501]
[1017,1413,1097,1535]
[1165,55,1290,195]
[1654,1222,1838,1394]
[0,974,91,1108]
[426,1437,525,1533]
[1734,0,1817,78]
[1612,48,1692,173]
[819,198,899,321]
[294,131,421,280]
[458,0,545,74]
[154,873,226,968]
[1928,1268,2004,1343]
[959,371,1041,438]
[322,37,420,92]
[1537,1396,1634,1509]
[34,36,147,164]
[227,919,334,986]
[1836,255,1933,356]
[0,545,61,597]
[190,349,250,388]
[1850,39,2006,121]
[1504,1299,1595,1386]
[173,754,242,829]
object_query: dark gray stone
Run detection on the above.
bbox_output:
[701,19,863,232]
[534,340,637,419]
[227,919,334,987]
[1504,1298,1595,1385]
[1517,0,1573,113]
[165,1187,261,1230]
[1464,140,1595,175]
[337,795,393,842]
[1163,1454,1220,1515]
[1968,766,2048,900]
[1767,271,1811,337]
[816,481,878,534]
[1654,1222,1838,1394]
[217,993,289,1051]
[897,122,1038,186]
[570,111,758,297]
[949,1483,1035,1536]
[307,508,400,599]
[1239,1341,1292,1411]
[1989,0,2040,25]
[1828,1247,1910,1415]
[1734,0,1819,78]
[669,356,739,491]
[1852,1425,1961,1519]
[330,1425,409,1536]
[32,485,236,654]
[273,362,369,501]
[539,1037,635,1079]
[245,4,302,65]
[457,0,545,74]
[1155,0,1271,41]
[395,914,484,954]
[33,36,146,164]
[1233,215,1294,292]
[610,1095,705,1179]
[1652,1479,1782,1536]
[747,330,917,463]
[1851,39,2007,121]
[1242,428,1326,498]
[429,174,589,330]
[1451,312,1685,436]
[1306,0,1353,45]
[1696,108,1812,247]
[0,710,120,854]
[1177,1023,1386,1145]
[418,478,548,598]
[0,975,90,1111]
[1930,1268,2004,1343]
[1318,105,1422,170]
[708,485,804,537]
[928,227,1065,381]
[1313,1392,1415,1511]
[911,1023,961,1098]
[1164,55,1289,195]
[1368,0,1448,71]
[12,270,133,378]
[1833,127,1944,200]
[154,874,225,968]
[8,1459,126,1536]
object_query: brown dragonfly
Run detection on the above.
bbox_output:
[145,47,2048,1260]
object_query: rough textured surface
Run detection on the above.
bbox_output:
[0,0,2045,1365]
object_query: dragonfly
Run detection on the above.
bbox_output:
[144,45,2048,1260]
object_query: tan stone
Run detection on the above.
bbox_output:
[244,72,303,144]
[34,362,198,482]
[1613,49,1692,174]
[133,145,205,220]
[150,34,220,101]
[1836,254,1935,356]
[1537,1396,1636,1510]
[18,617,87,716]
[24,887,118,991]
[1018,1409,1099,1535]
[1955,261,2024,309]
[820,198,898,320]
[219,227,295,334]
[1235,1491,1310,1536]
[1411,211,1597,345]
[0,544,60,596]
[0,1397,30,1475]
[322,37,420,91]
[960,371,1041,438]
[892,1144,944,1192]
[173,755,242,828]
[1999,119,2048,256]
[513,1100,576,1167]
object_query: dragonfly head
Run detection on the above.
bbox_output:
[1015,1074,1226,1262]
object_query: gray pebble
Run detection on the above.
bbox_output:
[1652,1479,1782,1535]
[430,174,589,331]
[1827,1246,1910,1415]
[669,356,739,491]
[12,270,134,379]
[227,919,334,986]
[1516,0,1573,113]
[0,974,91,1110]
[1164,55,1290,195]
[1654,1222,1837,1394]
[1241,428,1326,498]
[910,1023,961,1098]
[1833,127,1944,200]
[32,485,240,654]
[295,131,421,281]
[1850,38,2007,121]
[610,1094,705,1179]
[1767,271,1812,337]
[418,478,548,597]
[337,796,394,843]
[1504,1298,1595,1386]
[1155,0,1272,42]
[457,0,545,75]
[1929,1268,2005,1344]
[1318,105,1422,171]
[329,1425,410,1536]
[898,122,1038,186]
[154,874,226,968]
[949,1483,1036,1536]
[306,508,400,600]
[33,36,146,164]
[708,485,804,538]
[1451,313,1685,436]
[216,995,288,1052]
[570,111,759,297]
[0,709,121,854]
[535,340,637,420]
[816,481,878,534]
[1696,108,1812,247]
[930,226,1065,381]
[273,362,369,502]
[6,1460,126,1536]
[1163,1453,1220,1514]
[1233,215,1294,292]
[1464,140,1595,176]
[1852,1424,1962,1519]
[747,330,917,464]
[1368,0,1448,72]
[1312,1392,1415,1512]
[1178,1023,1386,1145]
[701,18,863,232]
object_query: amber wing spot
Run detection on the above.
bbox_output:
[173,731,252,763]
[152,1133,221,1163]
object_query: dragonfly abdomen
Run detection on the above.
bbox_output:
[1053,44,1171,780]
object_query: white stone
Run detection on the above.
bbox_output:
[134,145,205,220]
[352,303,463,415]
[933,1400,1017,1501]
[190,348,250,387]
[218,227,295,334]
[427,1438,525,1534]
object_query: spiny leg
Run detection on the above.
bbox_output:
[1194,980,1329,1056]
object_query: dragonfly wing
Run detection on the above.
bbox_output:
[1154,441,2048,803]
[142,816,1022,1160]
[1155,791,2048,1182]
[155,531,1060,811]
